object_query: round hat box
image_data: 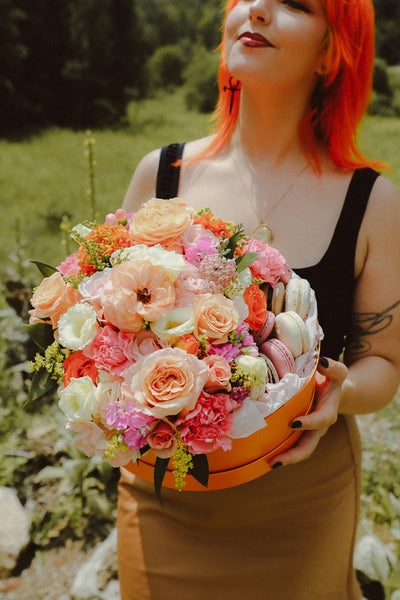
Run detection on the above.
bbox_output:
[124,358,318,491]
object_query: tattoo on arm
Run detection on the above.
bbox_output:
[346,300,400,355]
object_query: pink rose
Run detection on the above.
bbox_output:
[147,420,177,459]
[129,197,191,249]
[29,271,81,329]
[78,269,111,320]
[121,348,208,419]
[194,294,240,344]
[243,240,286,285]
[100,260,175,332]
[174,267,204,308]
[203,355,232,393]
[67,421,106,458]
[177,391,236,454]
[131,330,168,362]
[83,325,136,376]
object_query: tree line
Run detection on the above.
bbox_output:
[0,0,399,137]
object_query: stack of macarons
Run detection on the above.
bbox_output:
[254,275,313,384]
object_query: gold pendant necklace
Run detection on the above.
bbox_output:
[232,149,309,245]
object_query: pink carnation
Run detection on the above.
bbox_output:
[244,240,286,285]
[177,391,236,454]
[83,325,136,376]
[57,252,80,277]
[207,342,241,363]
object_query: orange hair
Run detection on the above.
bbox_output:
[194,0,385,172]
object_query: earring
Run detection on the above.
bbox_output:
[224,77,241,114]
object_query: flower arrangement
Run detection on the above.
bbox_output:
[27,199,321,499]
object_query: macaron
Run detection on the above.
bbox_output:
[263,281,286,315]
[279,263,293,285]
[260,354,280,384]
[260,338,296,380]
[285,277,311,319]
[275,311,311,358]
[253,311,276,344]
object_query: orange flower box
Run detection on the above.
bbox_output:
[124,358,317,491]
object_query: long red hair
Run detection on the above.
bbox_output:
[194,0,384,172]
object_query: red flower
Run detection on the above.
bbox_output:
[63,351,98,387]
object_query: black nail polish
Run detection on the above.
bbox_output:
[291,420,303,429]
[319,356,329,368]
[271,461,283,469]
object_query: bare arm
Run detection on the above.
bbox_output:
[122,149,161,213]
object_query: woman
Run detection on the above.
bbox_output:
[118,1,400,598]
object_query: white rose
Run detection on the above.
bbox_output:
[58,303,98,350]
[58,376,99,422]
[235,355,268,380]
[110,244,186,282]
[71,223,92,239]
[235,355,268,400]
[150,307,195,343]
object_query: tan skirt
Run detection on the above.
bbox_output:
[117,415,362,600]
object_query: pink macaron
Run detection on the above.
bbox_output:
[260,338,296,380]
[253,311,276,344]
[275,311,311,358]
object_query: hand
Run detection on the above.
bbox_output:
[268,357,348,469]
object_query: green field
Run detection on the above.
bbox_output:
[1,90,399,282]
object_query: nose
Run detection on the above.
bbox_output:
[248,0,271,24]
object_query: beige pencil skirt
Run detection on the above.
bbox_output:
[117,414,363,600]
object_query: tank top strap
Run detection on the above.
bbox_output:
[321,167,380,267]
[155,143,185,199]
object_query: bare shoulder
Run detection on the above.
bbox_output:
[122,148,161,212]
[364,174,400,239]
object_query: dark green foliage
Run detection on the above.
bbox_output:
[148,44,187,90]
[184,46,220,114]
[373,0,400,65]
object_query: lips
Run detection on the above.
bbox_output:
[238,31,274,48]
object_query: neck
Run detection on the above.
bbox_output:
[233,82,313,169]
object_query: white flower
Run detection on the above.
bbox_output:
[235,355,268,401]
[71,223,92,239]
[110,244,186,282]
[150,307,195,343]
[58,303,98,350]
[233,295,249,321]
[58,376,99,422]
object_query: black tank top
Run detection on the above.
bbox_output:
[155,143,379,361]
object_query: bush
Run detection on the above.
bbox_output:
[148,44,187,90]
[370,59,398,117]
[184,46,220,114]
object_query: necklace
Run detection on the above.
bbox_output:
[232,149,309,245]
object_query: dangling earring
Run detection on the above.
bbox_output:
[224,77,241,114]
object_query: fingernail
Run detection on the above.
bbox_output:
[271,461,283,469]
[319,356,329,368]
[291,420,303,429]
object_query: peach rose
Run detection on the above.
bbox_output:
[29,272,81,329]
[121,347,208,419]
[129,197,191,249]
[147,420,177,459]
[100,260,175,332]
[203,355,232,393]
[194,294,240,344]
[174,334,200,355]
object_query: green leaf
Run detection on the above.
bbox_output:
[154,457,170,506]
[25,368,56,407]
[31,261,58,278]
[189,454,209,488]
[235,252,261,273]
[222,226,245,259]
[24,322,54,349]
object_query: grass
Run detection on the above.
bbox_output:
[1,89,400,284]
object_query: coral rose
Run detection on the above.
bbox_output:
[243,284,267,330]
[29,272,81,329]
[63,350,98,387]
[129,197,191,249]
[100,260,175,332]
[121,348,208,419]
[203,355,232,393]
[147,420,177,459]
[194,294,240,344]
